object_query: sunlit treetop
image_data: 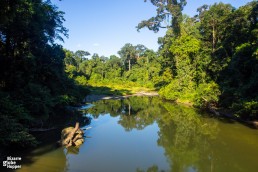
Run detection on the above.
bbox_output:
[137,0,187,36]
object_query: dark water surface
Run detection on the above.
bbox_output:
[15,96,258,172]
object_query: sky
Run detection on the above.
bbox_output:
[52,0,253,57]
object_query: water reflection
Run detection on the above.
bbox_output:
[157,103,218,172]
[136,165,162,172]
[15,96,258,172]
[84,97,219,172]
[15,144,67,172]
[66,146,81,155]
[85,97,164,131]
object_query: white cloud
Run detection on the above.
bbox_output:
[77,43,82,48]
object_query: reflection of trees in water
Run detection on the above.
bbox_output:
[157,103,218,172]
[118,97,164,131]
[86,97,164,131]
[85,97,219,172]
[85,99,124,118]
[136,165,165,172]
[16,145,67,172]
[64,144,83,171]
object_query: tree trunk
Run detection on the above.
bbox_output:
[129,59,131,71]
[212,19,216,54]
[61,122,84,148]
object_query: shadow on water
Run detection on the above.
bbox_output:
[13,131,87,172]
[207,110,258,130]
[0,129,64,172]
[0,107,91,172]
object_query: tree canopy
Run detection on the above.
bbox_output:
[137,0,187,35]
[0,0,87,147]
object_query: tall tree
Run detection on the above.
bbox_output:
[106,55,123,79]
[75,50,90,63]
[135,44,147,58]
[118,43,137,71]
[198,2,233,55]
[137,0,187,36]
[217,1,258,116]
[0,0,68,90]
[64,49,77,66]
[0,0,72,147]
[197,3,234,80]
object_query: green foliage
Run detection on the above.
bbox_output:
[65,65,77,78]
[137,0,187,35]
[75,75,88,85]
[0,92,37,147]
[194,82,221,108]
[0,0,257,151]
[159,79,182,101]
[59,1,258,121]
[159,15,216,106]
[217,2,258,112]
[65,1,257,120]
[157,2,257,118]
[58,94,76,105]
[118,43,137,71]
[0,0,89,148]
[197,3,234,80]
[64,42,163,90]
[88,78,155,96]
[159,80,220,107]
[232,101,258,120]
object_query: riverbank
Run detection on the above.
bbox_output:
[201,103,258,129]
[84,91,159,103]
[86,89,258,130]
[86,81,157,95]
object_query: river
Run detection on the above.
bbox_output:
[13,96,258,172]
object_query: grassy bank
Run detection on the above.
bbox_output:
[87,80,156,96]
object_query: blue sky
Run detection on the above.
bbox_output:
[52,0,253,57]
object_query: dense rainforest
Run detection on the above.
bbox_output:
[0,0,88,147]
[0,0,257,148]
[67,1,257,117]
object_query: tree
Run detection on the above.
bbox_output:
[0,0,89,147]
[0,0,68,91]
[137,0,187,36]
[198,3,233,54]
[118,43,137,71]
[217,1,258,116]
[135,44,147,58]
[64,49,77,66]
[157,29,176,77]
[197,3,234,80]
[106,55,123,79]
[75,50,90,63]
